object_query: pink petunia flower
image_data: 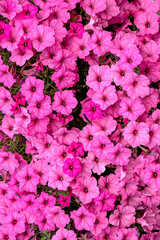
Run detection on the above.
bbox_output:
[134,11,159,36]
[144,164,160,190]
[72,176,99,204]
[31,25,55,52]
[119,97,145,121]
[51,228,77,240]
[1,115,15,139]
[17,36,32,53]
[123,121,149,148]
[0,21,11,40]
[68,22,85,38]
[91,135,113,161]
[3,212,25,235]
[63,157,82,177]
[81,0,106,16]
[108,143,132,166]
[17,165,40,193]
[71,205,96,231]
[59,195,71,208]
[109,205,135,228]
[9,47,33,67]
[21,76,44,103]
[0,64,15,88]
[86,65,112,92]
[0,87,14,115]
[84,101,103,121]
[117,47,142,71]
[92,85,118,110]
[52,90,78,115]
[0,151,19,174]
[68,142,84,157]
[94,191,116,212]
[45,206,70,228]
[88,29,111,57]
[48,164,73,191]
[91,210,109,236]
[27,95,52,119]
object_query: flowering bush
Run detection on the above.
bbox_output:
[0,0,160,239]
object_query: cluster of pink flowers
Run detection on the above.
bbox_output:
[0,0,160,239]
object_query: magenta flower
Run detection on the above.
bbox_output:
[68,142,84,157]
[0,21,11,40]
[59,195,71,208]
[84,101,103,121]
[18,36,32,53]
[13,93,25,106]
[63,157,82,177]
[69,22,85,38]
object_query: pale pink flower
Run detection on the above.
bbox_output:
[92,115,117,136]
[86,65,112,91]
[91,210,109,236]
[45,206,70,228]
[117,47,142,71]
[134,11,159,35]
[17,165,40,193]
[9,48,33,67]
[108,143,132,166]
[88,29,111,57]
[3,212,25,235]
[81,0,106,15]
[52,90,78,115]
[72,176,99,204]
[21,76,44,103]
[119,97,145,121]
[31,25,55,52]
[91,135,113,161]
[140,40,160,62]
[51,228,77,240]
[94,191,116,212]
[109,205,135,228]
[147,124,160,149]
[48,165,73,191]
[1,115,15,139]
[123,121,149,148]
[71,205,96,231]
[92,85,118,110]
[27,95,52,119]
[144,164,160,190]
